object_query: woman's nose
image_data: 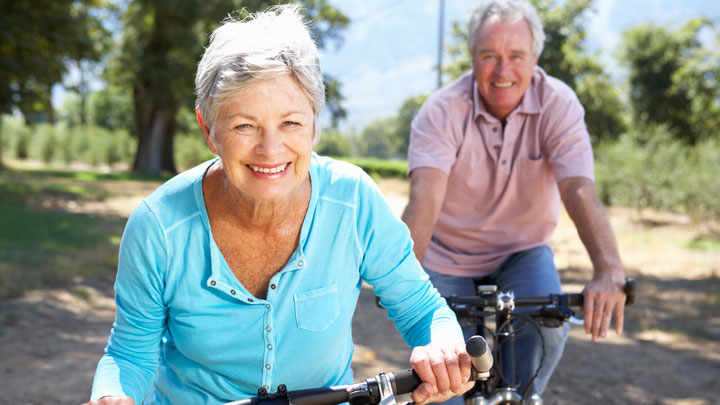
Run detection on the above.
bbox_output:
[256,128,283,155]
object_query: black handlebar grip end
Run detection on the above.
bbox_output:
[390,369,423,396]
[624,278,637,306]
[567,293,584,307]
[466,335,493,375]
[465,335,488,357]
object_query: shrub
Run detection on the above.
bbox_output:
[595,126,720,221]
[174,131,215,171]
[336,157,408,179]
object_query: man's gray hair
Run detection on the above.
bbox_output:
[468,0,546,57]
[195,4,325,140]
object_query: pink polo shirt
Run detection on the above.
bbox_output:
[408,67,594,277]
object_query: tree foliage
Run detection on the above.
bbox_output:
[619,19,720,144]
[358,94,427,159]
[0,0,109,122]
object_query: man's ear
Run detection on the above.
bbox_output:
[196,107,219,154]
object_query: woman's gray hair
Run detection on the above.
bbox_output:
[195,4,325,140]
[468,0,545,57]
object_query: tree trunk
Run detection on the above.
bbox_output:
[45,86,55,125]
[0,118,4,170]
[131,81,178,175]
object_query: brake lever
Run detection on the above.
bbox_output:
[568,315,584,325]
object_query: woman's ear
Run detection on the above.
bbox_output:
[311,121,319,147]
[196,107,219,154]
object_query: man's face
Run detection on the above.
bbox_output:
[471,18,538,121]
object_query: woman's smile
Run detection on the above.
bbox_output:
[247,162,291,176]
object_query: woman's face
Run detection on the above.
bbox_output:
[205,74,316,203]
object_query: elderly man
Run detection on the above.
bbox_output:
[402,0,627,401]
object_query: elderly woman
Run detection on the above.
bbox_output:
[86,5,473,405]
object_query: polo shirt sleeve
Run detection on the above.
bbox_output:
[354,173,463,348]
[542,89,595,182]
[91,201,168,404]
[407,96,463,175]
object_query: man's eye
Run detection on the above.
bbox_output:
[235,124,252,130]
[283,121,301,127]
[482,55,497,61]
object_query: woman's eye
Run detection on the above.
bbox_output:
[235,124,252,131]
[283,121,301,127]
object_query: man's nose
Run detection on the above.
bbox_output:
[494,57,509,74]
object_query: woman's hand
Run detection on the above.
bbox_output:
[409,340,475,404]
[82,396,134,405]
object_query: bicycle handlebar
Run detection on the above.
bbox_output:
[446,278,637,310]
[224,335,491,405]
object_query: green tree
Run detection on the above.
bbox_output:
[619,19,719,144]
[315,128,353,156]
[0,0,107,167]
[394,94,428,157]
[442,0,626,141]
[110,0,348,175]
[0,0,108,123]
[88,85,135,135]
[360,117,399,159]
[358,93,428,159]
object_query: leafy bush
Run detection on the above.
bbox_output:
[2,118,33,159]
[335,156,408,179]
[174,132,216,171]
[595,126,720,221]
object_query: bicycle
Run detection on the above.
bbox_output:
[443,278,637,405]
[224,335,494,405]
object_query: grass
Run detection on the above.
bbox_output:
[0,167,128,299]
[686,236,720,252]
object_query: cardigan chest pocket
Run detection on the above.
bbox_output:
[294,284,340,332]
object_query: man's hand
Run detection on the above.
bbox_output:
[582,272,626,342]
[409,340,475,404]
[82,396,134,405]
[559,176,627,343]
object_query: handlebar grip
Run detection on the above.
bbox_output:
[389,369,422,396]
[624,278,637,306]
[567,293,584,307]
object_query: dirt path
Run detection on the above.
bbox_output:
[1,177,718,404]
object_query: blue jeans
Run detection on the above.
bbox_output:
[425,246,569,404]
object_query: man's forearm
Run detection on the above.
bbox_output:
[559,177,624,279]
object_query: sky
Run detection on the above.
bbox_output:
[319,0,720,131]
